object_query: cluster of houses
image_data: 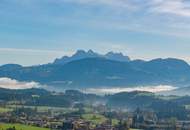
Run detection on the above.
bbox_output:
[58,110,190,130]
[1,106,190,130]
[60,119,127,130]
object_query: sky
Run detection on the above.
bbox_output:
[0,0,190,66]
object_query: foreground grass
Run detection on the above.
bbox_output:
[0,123,50,130]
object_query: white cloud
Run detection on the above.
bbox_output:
[4,0,190,38]
[63,0,190,17]
[150,0,190,17]
[59,0,190,38]
[0,77,39,89]
[85,85,177,94]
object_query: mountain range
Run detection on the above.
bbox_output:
[0,50,190,88]
[53,49,130,64]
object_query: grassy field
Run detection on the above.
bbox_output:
[83,107,93,113]
[185,105,190,110]
[82,114,107,125]
[129,128,142,130]
[112,118,119,126]
[82,113,119,126]
[0,123,50,130]
[0,107,13,113]
[157,95,180,100]
[6,105,78,113]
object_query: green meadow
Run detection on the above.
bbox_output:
[0,123,50,130]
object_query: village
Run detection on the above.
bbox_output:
[1,102,190,130]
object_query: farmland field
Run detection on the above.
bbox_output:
[0,107,13,113]
[6,105,78,113]
[0,123,50,130]
[82,114,107,125]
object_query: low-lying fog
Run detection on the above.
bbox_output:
[0,78,178,95]
[0,77,39,89]
[84,85,177,95]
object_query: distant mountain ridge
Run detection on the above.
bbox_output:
[53,50,130,64]
[0,49,190,88]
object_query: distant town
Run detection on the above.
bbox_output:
[0,88,190,130]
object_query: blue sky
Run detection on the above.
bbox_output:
[0,0,190,65]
